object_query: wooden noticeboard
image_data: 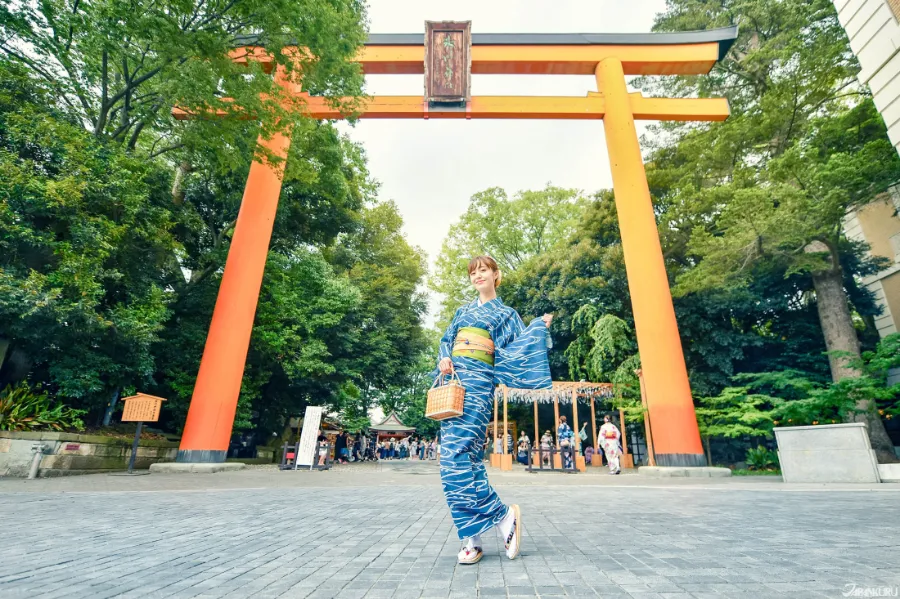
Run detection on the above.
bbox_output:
[121,393,166,422]
[424,21,471,104]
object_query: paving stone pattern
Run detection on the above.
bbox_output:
[1,483,899,598]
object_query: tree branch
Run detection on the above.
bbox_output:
[64,0,81,53]
[126,120,146,151]
[148,142,186,159]
[95,48,109,136]
[109,117,137,141]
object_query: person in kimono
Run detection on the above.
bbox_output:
[598,415,622,474]
[434,255,553,565]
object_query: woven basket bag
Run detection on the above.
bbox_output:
[426,370,465,421]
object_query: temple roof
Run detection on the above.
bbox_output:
[370,412,416,433]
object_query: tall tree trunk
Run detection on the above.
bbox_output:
[171,161,191,205]
[0,345,31,388]
[0,338,9,375]
[101,388,120,427]
[808,241,897,463]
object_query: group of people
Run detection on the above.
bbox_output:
[503,414,624,474]
[375,436,439,460]
[317,430,374,465]
[318,418,621,474]
[312,430,443,464]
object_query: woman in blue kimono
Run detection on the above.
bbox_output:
[434,255,552,564]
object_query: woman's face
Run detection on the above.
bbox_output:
[469,263,497,294]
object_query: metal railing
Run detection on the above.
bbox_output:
[279,442,333,471]
[526,446,577,473]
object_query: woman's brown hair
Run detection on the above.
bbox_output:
[467,255,502,287]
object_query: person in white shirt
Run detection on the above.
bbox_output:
[539,430,553,466]
[598,415,622,474]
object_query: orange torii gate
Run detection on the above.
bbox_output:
[174,23,737,468]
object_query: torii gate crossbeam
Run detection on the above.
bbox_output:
[175,25,738,469]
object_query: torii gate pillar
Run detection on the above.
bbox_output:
[597,58,705,466]
[177,130,291,463]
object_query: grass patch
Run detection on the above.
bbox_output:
[731,468,782,476]
[226,457,273,465]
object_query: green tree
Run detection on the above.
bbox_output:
[689,335,900,464]
[0,0,367,163]
[503,193,788,395]
[695,387,775,466]
[772,334,900,426]
[377,330,442,438]
[636,0,900,461]
[431,185,588,326]
[565,309,642,424]
[153,200,428,438]
[0,60,177,415]
[0,3,433,443]
[330,201,430,402]
[165,122,372,306]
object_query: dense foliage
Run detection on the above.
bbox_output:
[0,0,367,164]
[0,381,86,432]
[0,0,426,444]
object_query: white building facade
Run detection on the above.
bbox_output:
[833,0,900,389]
[833,0,900,151]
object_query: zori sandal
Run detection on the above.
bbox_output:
[458,541,483,565]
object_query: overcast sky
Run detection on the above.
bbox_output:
[337,0,668,326]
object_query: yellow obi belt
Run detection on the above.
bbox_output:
[452,327,495,366]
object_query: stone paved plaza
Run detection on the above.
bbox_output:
[1,461,899,599]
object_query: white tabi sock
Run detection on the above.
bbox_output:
[497,505,521,559]
[498,508,515,537]
[458,535,483,563]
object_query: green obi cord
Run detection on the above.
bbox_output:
[452,327,495,366]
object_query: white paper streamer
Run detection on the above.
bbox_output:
[495,383,614,405]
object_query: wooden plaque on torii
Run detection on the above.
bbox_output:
[424,21,471,104]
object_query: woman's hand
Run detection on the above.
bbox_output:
[438,357,453,374]
[542,313,553,327]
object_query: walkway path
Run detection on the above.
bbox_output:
[1,461,898,598]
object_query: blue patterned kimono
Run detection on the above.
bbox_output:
[434,297,551,540]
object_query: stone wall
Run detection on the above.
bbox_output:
[774,423,881,483]
[0,431,178,477]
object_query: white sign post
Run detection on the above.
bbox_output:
[295,406,323,468]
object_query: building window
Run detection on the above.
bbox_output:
[890,0,900,21]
